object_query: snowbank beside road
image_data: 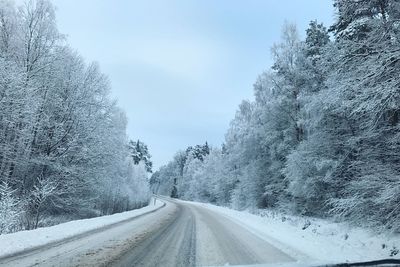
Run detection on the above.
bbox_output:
[189,200,400,264]
[0,198,164,259]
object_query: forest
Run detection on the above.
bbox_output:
[0,0,152,234]
[152,0,400,233]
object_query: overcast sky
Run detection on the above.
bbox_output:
[51,0,334,169]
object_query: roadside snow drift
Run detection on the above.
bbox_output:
[0,199,164,259]
[189,200,400,264]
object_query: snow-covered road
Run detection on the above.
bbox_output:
[0,198,294,267]
[113,198,294,267]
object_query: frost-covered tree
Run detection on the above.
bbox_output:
[178,153,203,200]
[128,139,153,173]
[198,148,233,205]
[326,0,400,231]
[156,0,400,232]
[122,160,151,210]
[186,142,210,162]
[283,21,334,215]
[29,175,60,229]
[0,181,20,234]
[156,163,179,197]
[305,20,330,62]
[0,0,151,233]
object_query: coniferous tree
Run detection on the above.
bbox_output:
[128,140,153,173]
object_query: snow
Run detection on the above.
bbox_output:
[189,200,400,265]
[2,197,399,265]
[0,198,164,259]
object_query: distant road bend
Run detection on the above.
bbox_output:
[0,197,294,267]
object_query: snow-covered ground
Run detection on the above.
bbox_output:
[0,198,164,259]
[190,200,400,265]
[2,196,399,266]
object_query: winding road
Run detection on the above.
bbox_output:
[0,198,294,267]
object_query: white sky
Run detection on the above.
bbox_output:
[51,0,334,169]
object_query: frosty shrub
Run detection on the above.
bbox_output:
[0,182,21,234]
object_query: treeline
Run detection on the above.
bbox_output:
[153,0,400,232]
[0,0,151,234]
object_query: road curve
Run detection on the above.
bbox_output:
[0,198,294,267]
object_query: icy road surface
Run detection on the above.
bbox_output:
[0,198,294,267]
